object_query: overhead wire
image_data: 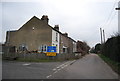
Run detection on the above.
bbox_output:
[100,0,118,42]
[102,0,118,28]
[107,10,117,28]
[83,1,118,47]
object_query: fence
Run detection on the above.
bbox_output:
[2,52,82,61]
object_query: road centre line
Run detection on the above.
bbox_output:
[57,62,67,68]
[53,60,76,71]
[58,68,61,71]
[46,75,52,78]
[53,68,56,71]
[49,60,77,79]
[22,63,31,66]
[54,71,58,74]
[61,66,64,69]
[57,67,60,69]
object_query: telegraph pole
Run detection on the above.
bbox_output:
[115,8,120,10]
[115,3,120,34]
[103,29,105,43]
[100,28,103,44]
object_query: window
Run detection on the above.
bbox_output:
[32,27,35,30]
[63,46,67,53]
[56,32,58,42]
[63,48,66,53]
[44,45,47,52]
[56,44,57,52]
[39,45,47,52]
[19,44,28,51]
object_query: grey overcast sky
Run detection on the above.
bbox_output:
[0,0,119,47]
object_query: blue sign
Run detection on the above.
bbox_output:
[47,46,56,52]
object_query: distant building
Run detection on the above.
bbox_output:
[5,15,77,54]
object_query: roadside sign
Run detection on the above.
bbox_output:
[46,46,57,56]
[47,46,56,52]
[46,52,56,56]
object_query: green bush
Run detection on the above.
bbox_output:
[101,35,120,62]
[99,54,120,75]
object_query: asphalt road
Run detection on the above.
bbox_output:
[2,54,119,79]
[0,54,2,81]
[50,54,118,79]
[2,59,74,79]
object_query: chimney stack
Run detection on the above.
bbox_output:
[63,32,68,37]
[41,15,49,24]
[54,25,59,31]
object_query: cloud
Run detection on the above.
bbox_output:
[1,0,118,47]
[0,3,2,43]
[1,0,118,2]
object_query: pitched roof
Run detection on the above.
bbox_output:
[8,16,76,42]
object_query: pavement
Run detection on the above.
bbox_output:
[2,54,119,79]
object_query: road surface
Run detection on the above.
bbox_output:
[50,54,118,79]
[2,54,119,79]
[0,54,2,81]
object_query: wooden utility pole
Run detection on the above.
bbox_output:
[115,3,120,34]
[103,29,105,43]
[100,28,103,44]
[115,7,120,10]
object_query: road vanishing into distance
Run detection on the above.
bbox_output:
[2,54,119,79]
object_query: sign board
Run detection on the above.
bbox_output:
[47,46,56,52]
[46,52,56,56]
[46,46,57,56]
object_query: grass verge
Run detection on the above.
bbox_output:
[98,54,120,75]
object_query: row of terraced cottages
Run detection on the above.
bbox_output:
[5,15,77,54]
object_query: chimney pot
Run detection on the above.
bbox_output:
[63,32,68,37]
[41,15,49,24]
[54,25,59,31]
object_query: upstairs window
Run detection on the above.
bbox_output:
[56,32,58,42]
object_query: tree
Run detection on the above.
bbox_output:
[90,47,95,53]
[94,43,101,54]
[76,40,90,55]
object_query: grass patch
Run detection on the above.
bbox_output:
[98,54,120,75]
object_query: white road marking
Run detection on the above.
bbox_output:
[23,63,31,66]
[61,66,64,69]
[64,65,68,68]
[46,76,49,78]
[58,68,61,71]
[53,68,56,71]
[54,71,58,74]
[59,64,64,67]
[51,60,77,77]
[46,75,52,78]
[35,63,42,64]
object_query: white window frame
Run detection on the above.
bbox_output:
[39,45,47,52]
